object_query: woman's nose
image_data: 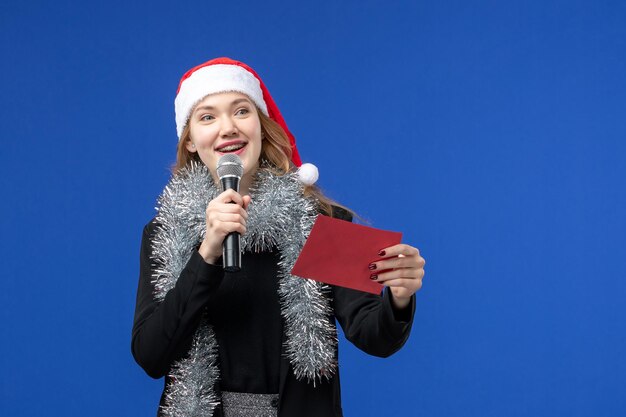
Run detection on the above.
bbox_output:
[220,117,238,137]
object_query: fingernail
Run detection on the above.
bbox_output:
[378,250,386,256]
[370,274,378,280]
[368,263,377,270]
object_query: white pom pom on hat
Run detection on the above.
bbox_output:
[297,163,319,186]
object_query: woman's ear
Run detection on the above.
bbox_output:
[185,138,197,153]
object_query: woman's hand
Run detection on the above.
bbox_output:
[198,189,251,264]
[368,244,426,310]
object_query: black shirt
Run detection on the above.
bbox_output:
[132,210,416,417]
[208,250,283,393]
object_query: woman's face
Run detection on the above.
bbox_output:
[186,92,263,183]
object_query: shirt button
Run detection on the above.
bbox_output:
[271,398,279,408]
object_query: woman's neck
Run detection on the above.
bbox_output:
[239,174,253,195]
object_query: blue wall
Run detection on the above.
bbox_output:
[1,1,625,415]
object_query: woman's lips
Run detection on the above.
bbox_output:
[215,141,247,154]
[219,145,246,155]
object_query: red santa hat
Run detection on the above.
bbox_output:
[174,57,304,168]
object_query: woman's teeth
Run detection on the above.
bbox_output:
[218,143,245,152]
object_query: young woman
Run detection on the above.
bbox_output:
[132,57,426,417]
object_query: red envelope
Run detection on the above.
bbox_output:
[291,215,402,294]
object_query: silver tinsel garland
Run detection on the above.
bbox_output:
[150,162,338,416]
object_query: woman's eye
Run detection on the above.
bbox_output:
[200,114,214,121]
[236,108,249,116]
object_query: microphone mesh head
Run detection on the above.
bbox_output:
[216,154,244,179]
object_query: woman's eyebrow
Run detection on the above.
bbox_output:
[194,105,215,113]
[231,98,252,106]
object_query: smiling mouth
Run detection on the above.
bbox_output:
[216,142,247,153]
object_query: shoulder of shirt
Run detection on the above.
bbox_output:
[330,205,353,222]
[142,217,160,237]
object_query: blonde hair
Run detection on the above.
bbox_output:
[173,109,353,218]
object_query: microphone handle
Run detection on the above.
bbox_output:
[220,176,241,272]
[223,232,241,272]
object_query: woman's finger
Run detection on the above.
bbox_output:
[371,267,423,283]
[213,221,247,236]
[242,195,252,210]
[379,277,423,292]
[209,212,247,227]
[369,255,425,271]
[215,189,245,206]
[208,202,248,219]
[377,243,420,258]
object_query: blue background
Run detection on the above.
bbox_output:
[1,1,625,416]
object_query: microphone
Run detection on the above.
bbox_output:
[216,154,244,272]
